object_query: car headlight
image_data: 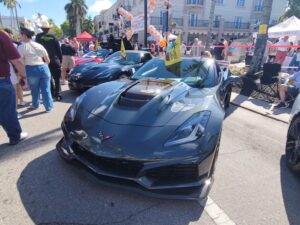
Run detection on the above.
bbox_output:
[65,93,86,122]
[164,111,211,147]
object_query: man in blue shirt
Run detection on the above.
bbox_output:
[275,71,300,108]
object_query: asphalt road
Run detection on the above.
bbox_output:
[0,88,299,225]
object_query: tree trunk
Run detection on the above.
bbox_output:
[14,6,20,29]
[76,8,81,35]
[246,0,274,77]
[0,13,3,27]
[205,0,216,50]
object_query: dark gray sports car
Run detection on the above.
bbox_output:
[68,50,152,91]
[57,57,239,200]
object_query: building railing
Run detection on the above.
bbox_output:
[150,16,162,25]
[172,18,184,26]
[150,17,250,30]
[150,17,183,26]
[187,0,204,5]
[224,22,250,29]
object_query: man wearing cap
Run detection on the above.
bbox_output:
[0,30,28,145]
[35,20,63,101]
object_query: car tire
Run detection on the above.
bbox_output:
[286,116,300,173]
[224,88,232,110]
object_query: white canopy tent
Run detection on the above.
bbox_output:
[268,16,300,38]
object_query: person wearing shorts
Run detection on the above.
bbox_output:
[61,38,76,85]
[275,71,300,108]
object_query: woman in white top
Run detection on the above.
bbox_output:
[18,27,53,112]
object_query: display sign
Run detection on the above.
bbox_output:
[132,14,145,33]
[258,24,268,35]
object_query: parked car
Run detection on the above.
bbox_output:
[74,49,110,66]
[285,94,300,173]
[57,57,239,200]
[68,50,153,91]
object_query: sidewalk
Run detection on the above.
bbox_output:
[230,92,290,124]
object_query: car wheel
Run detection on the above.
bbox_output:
[286,116,300,173]
[224,88,232,110]
[199,134,221,200]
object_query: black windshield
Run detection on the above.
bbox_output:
[132,58,217,88]
[104,52,141,65]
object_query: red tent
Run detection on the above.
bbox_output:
[76,31,96,42]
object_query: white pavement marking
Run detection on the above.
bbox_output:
[201,197,236,225]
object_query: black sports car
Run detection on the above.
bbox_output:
[57,57,239,200]
[68,50,153,91]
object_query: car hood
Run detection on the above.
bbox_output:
[81,62,122,76]
[81,79,217,127]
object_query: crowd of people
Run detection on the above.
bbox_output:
[0,20,83,145]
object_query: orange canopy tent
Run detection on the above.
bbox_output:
[76,31,96,42]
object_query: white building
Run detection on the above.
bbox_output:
[95,0,288,44]
[0,15,26,32]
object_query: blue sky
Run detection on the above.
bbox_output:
[0,0,116,26]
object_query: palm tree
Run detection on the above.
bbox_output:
[0,0,21,29]
[64,0,88,35]
[205,0,216,50]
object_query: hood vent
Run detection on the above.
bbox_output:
[118,80,174,108]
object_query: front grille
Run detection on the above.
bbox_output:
[72,142,143,178]
[146,164,199,183]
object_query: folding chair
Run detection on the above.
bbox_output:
[253,63,281,102]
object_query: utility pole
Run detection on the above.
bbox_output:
[247,0,274,77]
[205,0,216,50]
[144,0,147,47]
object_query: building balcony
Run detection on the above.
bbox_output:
[186,0,204,7]
[188,20,220,28]
[150,17,183,27]
[224,22,250,29]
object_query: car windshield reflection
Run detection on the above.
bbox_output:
[104,52,141,65]
[132,58,217,88]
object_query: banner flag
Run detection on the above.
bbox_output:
[121,38,126,58]
[165,35,182,66]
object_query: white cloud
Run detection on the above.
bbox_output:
[89,0,116,14]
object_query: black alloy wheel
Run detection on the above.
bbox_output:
[286,116,300,173]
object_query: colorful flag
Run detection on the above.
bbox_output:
[121,38,126,58]
[165,34,182,66]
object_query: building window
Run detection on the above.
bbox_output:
[255,0,263,11]
[234,16,242,28]
[159,11,164,25]
[214,15,221,27]
[216,0,224,5]
[236,0,245,7]
[187,0,203,4]
[189,13,198,27]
